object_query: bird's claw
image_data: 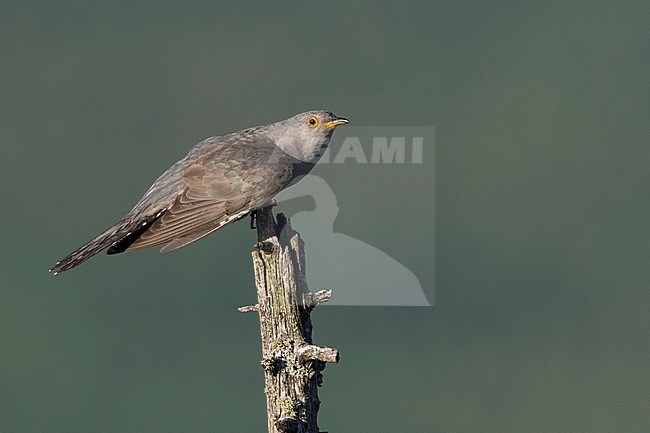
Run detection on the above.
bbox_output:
[250,211,257,230]
[254,241,275,254]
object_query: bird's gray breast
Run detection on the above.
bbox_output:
[286,160,316,188]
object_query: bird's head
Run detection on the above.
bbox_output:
[270,110,349,163]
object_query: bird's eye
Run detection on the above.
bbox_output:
[308,116,319,127]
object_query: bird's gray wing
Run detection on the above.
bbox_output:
[127,141,293,252]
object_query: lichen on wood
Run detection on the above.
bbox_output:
[241,206,338,433]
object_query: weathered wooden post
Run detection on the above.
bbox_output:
[239,206,339,433]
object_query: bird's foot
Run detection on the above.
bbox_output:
[254,241,275,254]
[250,211,257,230]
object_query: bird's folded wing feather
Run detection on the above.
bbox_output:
[128,141,293,251]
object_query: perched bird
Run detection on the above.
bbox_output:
[50,110,348,274]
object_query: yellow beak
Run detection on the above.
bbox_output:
[323,117,349,128]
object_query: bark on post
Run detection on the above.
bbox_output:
[239,206,339,433]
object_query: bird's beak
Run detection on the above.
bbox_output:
[323,116,349,128]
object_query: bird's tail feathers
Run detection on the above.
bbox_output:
[49,210,165,275]
[50,222,129,275]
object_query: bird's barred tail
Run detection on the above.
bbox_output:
[49,210,165,275]
[49,224,126,275]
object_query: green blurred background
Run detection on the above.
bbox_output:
[1,1,649,432]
